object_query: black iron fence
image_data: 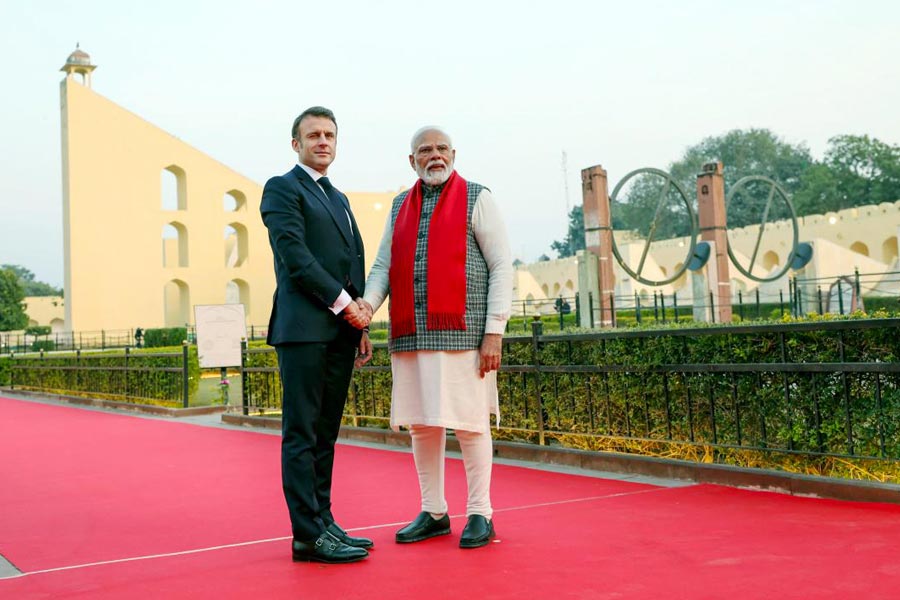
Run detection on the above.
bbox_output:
[237,318,900,474]
[6,346,193,407]
[0,326,271,354]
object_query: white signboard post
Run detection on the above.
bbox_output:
[194,304,247,369]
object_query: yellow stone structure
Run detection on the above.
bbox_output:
[59,47,395,331]
[514,201,900,317]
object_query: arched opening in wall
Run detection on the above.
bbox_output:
[672,262,687,291]
[225,223,249,267]
[850,241,870,256]
[659,266,668,278]
[50,318,65,333]
[763,251,780,271]
[161,165,187,210]
[226,279,251,313]
[162,222,189,267]
[552,283,561,296]
[224,189,247,212]
[565,280,574,292]
[540,284,549,298]
[164,279,190,327]
[882,236,898,264]
[525,293,535,307]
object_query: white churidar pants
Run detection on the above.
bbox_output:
[410,424,494,518]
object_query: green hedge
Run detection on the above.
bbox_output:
[0,355,10,387]
[7,345,200,407]
[143,327,188,348]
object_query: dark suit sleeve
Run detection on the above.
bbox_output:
[261,175,344,308]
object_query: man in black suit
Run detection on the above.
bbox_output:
[261,106,373,564]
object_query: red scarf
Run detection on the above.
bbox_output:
[390,170,468,338]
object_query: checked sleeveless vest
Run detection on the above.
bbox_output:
[388,180,489,353]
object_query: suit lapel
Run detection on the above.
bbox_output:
[292,165,353,246]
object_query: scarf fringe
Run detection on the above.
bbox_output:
[427,313,467,331]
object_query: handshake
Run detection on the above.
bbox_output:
[343,297,374,330]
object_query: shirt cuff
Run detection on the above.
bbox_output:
[330,289,353,315]
[484,317,508,335]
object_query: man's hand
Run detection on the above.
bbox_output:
[355,331,373,368]
[479,333,503,378]
[356,298,374,322]
[342,301,370,329]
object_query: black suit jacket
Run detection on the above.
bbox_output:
[261,165,365,345]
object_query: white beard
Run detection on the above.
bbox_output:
[417,160,453,186]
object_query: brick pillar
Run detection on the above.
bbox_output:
[581,165,615,327]
[696,162,732,323]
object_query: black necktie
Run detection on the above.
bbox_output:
[318,177,353,238]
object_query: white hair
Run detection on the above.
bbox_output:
[410,126,453,153]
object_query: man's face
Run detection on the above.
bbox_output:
[409,130,455,186]
[292,116,337,174]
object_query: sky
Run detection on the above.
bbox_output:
[1,0,898,288]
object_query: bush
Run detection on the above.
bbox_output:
[25,325,51,336]
[143,327,187,348]
[7,344,200,406]
[31,340,56,352]
[0,355,10,386]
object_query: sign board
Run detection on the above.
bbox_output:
[193,304,247,368]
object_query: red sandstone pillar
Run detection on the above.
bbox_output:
[582,165,615,327]
[696,162,733,323]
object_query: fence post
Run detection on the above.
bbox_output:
[780,289,785,317]
[660,293,667,324]
[124,346,130,401]
[240,338,249,416]
[102,330,106,350]
[9,352,15,389]
[755,288,761,319]
[673,292,679,322]
[610,293,616,327]
[837,279,845,315]
[635,293,642,324]
[709,291,716,324]
[530,318,545,446]
[738,290,744,321]
[653,292,659,322]
[39,349,45,390]
[558,295,564,330]
[589,292,595,328]
[182,340,190,408]
[854,268,861,299]
[817,286,824,314]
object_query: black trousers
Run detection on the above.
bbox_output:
[276,337,356,541]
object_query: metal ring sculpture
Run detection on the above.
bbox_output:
[609,168,698,286]
[724,176,799,282]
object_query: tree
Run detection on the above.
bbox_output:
[550,205,585,258]
[0,268,29,331]
[0,264,62,297]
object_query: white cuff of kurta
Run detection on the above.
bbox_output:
[330,289,353,315]
[484,317,508,335]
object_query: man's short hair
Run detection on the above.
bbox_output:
[410,126,452,153]
[292,106,337,139]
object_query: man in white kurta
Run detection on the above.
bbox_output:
[359,126,512,549]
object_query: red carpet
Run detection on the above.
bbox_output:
[1,396,899,599]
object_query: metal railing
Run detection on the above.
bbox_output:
[237,318,900,467]
[6,346,191,407]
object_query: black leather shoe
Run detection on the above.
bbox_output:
[292,531,368,563]
[395,511,451,543]
[326,522,374,549]
[459,515,495,549]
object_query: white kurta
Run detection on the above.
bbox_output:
[363,188,513,434]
